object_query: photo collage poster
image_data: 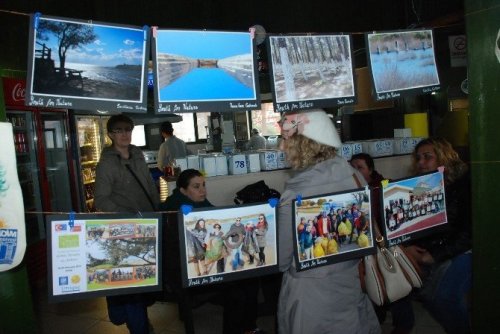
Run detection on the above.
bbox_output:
[267,34,356,113]
[25,14,150,113]
[47,213,162,302]
[366,29,441,101]
[381,170,448,246]
[178,202,278,288]
[292,187,375,272]
[152,29,261,114]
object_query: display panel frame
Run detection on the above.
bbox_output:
[380,170,448,246]
[365,29,441,101]
[267,34,356,113]
[178,202,278,288]
[152,28,261,114]
[292,187,375,272]
[25,14,149,113]
[47,213,162,302]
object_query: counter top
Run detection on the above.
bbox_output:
[165,154,413,206]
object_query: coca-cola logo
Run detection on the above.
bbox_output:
[11,83,25,102]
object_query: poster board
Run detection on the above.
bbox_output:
[25,14,149,113]
[380,170,448,246]
[0,123,27,272]
[365,29,441,101]
[292,187,375,272]
[178,202,278,288]
[47,213,162,302]
[152,29,260,113]
[267,34,356,113]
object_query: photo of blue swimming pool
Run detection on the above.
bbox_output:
[154,30,257,102]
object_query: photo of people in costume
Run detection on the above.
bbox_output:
[179,203,278,287]
[292,188,375,271]
[381,170,448,246]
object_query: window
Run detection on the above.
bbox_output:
[131,124,146,147]
[250,102,281,136]
[172,112,210,143]
[196,112,210,140]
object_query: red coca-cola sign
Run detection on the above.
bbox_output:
[2,77,26,106]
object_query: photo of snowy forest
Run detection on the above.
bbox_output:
[367,29,440,96]
[268,35,355,104]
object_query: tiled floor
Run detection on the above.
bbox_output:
[32,284,445,334]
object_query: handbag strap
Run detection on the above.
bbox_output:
[352,173,385,247]
[125,163,156,210]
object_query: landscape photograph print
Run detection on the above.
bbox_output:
[27,15,148,111]
[268,34,355,109]
[153,29,259,113]
[366,29,440,98]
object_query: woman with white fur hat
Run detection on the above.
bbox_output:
[277,109,380,334]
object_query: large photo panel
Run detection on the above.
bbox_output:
[47,213,162,302]
[152,29,261,113]
[178,202,278,288]
[26,14,149,113]
[381,170,448,246]
[366,29,441,101]
[292,187,375,272]
[267,34,356,113]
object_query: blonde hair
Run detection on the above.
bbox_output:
[283,134,337,170]
[411,137,468,184]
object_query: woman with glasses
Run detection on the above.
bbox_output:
[95,114,159,334]
[405,137,472,334]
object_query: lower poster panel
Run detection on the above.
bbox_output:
[47,213,162,302]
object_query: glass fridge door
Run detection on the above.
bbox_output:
[7,111,44,243]
[41,112,74,212]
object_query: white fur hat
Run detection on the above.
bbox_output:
[279,109,342,148]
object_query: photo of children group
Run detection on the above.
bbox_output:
[85,218,159,291]
[382,171,447,244]
[293,188,374,271]
[180,203,277,284]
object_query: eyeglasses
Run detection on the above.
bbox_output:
[259,217,265,220]
[236,219,241,222]
[111,127,133,134]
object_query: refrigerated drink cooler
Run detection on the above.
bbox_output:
[73,115,110,212]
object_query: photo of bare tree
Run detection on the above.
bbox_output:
[26,14,149,113]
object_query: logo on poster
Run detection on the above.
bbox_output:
[55,224,67,231]
[59,276,69,286]
[70,225,82,232]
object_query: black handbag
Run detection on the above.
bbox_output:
[234,180,281,204]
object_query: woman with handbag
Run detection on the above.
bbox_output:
[95,114,160,334]
[277,109,380,334]
[405,137,472,334]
